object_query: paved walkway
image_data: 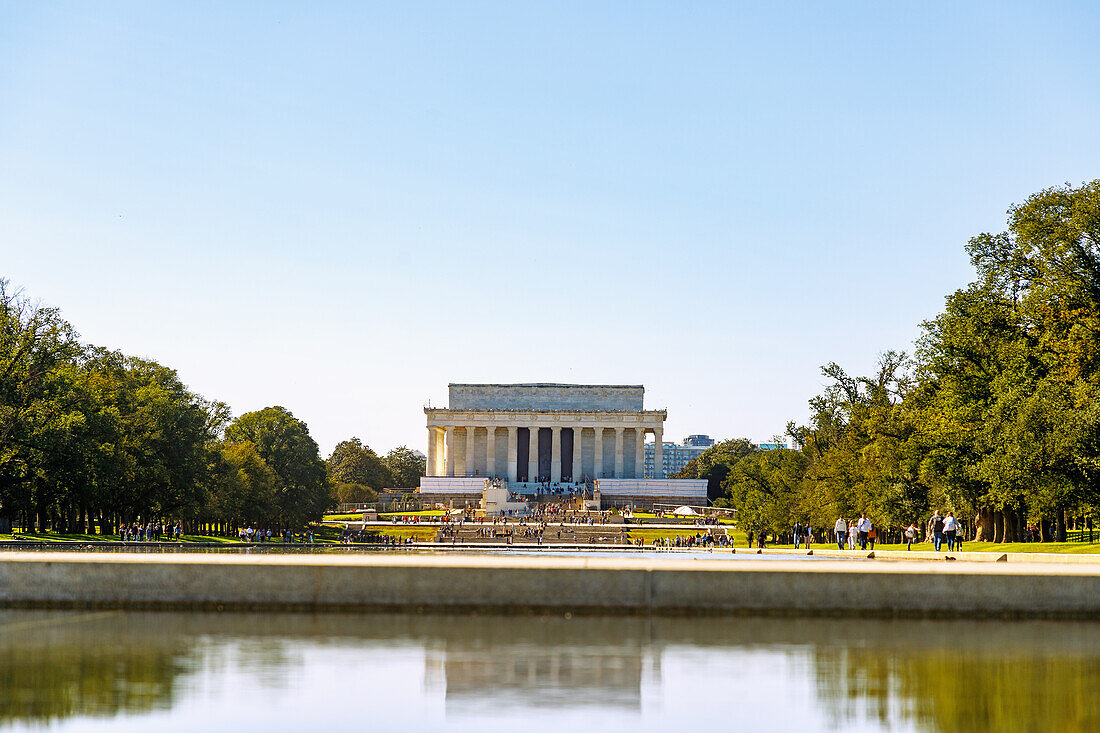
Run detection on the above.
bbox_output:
[2,550,1099,617]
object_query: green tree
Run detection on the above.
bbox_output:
[79,349,224,525]
[794,352,927,532]
[333,482,379,505]
[0,280,84,532]
[671,438,758,501]
[327,437,393,489]
[724,448,806,536]
[916,182,1100,540]
[382,445,425,488]
[225,407,330,526]
[206,440,278,527]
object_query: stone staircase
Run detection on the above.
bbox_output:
[433,521,728,546]
[434,521,632,545]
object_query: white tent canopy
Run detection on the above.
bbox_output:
[671,505,699,516]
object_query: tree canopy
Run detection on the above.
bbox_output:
[0,280,334,534]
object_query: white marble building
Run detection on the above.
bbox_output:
[419,384,707,508]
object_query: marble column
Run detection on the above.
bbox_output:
[507,427,518,482]
[614,427,624,478]
[528,426,539,482]
[653,426,664,479]
[634,428,644,479]
[464,427,476,476]
[426,428,437,477]
[594,427,604,478]
[550,427,562,482]
[445,426,455,477]
[572,427,583,483]
[486,426,496,478]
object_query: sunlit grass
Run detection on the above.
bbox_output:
[761,540,1100,554]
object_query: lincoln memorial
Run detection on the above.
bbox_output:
[418,383,707,511]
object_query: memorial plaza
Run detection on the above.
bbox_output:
[418,383,707,512]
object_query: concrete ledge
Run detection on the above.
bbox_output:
[2,552,1100,617]
[738,547,1100,564]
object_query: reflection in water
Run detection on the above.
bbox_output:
[0,610,1098,731]
[812,621,1100,733]
[0,611,187,723]
[425,616,649,712]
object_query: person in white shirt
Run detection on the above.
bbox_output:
[848,522,859,550]
[858,513,872,550]
[943,512,958,551]
[834,517,847,550]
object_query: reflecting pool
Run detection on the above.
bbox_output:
[1,610,1098,732]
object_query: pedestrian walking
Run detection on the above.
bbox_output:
[834,517,847,550]
[930,510,945,552]
[858,513,871,550]
[904,522,917,551]
[944,512,958,551]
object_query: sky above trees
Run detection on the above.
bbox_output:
[2,2,1099,453]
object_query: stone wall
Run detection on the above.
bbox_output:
[596,479,708,498]
[4,552,1100,616]
[418,477,488,493]
[449,384,644,411]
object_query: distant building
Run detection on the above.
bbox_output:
[644,434,714,478]
[419,383,707,510]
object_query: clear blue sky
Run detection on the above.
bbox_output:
[3,1,1099,455]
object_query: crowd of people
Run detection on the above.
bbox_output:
[651,532,730,549]
[118,522,181,542]
[338,528,414,546]
[818,511,963,551]
[237,527,316,543]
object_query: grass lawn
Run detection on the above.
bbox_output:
[628,527,719,542]
[758,539,1100,554]
[628,512,737,526]
[323,510,448,522]
[0,530,249,543]
[376,527,438,541]
[378,510,447,517]
[0,530,341,545]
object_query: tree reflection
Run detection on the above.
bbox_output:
[0,611,189,723]
[813,622,1100,732]
[1,610,1098,731]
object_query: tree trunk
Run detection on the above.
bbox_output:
[979,507,995,541]
[993,510,1005,542]
[1057,507,1067,542]
[1040,518,1052,542]
[1003,509,1017,543]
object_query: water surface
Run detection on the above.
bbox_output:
[1,610,1097,732]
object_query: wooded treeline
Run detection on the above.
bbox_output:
[0,282,422,535]
[676,181,1100,541]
